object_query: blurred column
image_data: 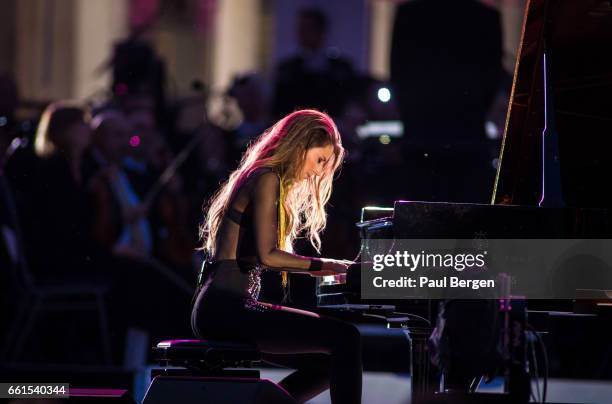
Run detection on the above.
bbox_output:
[154,1,212,97]
[481,0,526,71]
[499,0,527,72]
[211,0,262,92]
[368,0,396,80]
[73,0,129,101]
[15,0,129,102]
[15,0,75,101]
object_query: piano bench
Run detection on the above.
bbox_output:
[153,339,261,371]
[144,339,297,404]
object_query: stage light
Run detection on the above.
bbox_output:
[356,121,403,139]
[379,134,391,144]
[485,120,500,139]
[377,87,391,103]
[129,135,141,147]
[492,157,499,170]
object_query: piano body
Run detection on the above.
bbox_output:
[317,0,612,402]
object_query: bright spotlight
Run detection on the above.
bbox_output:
[379,134,391,144]
[377,87,391,103]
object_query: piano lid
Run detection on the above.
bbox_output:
[493,0,612,208]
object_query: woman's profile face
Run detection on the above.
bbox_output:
[299,143,335,180]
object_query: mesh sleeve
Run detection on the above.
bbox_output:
[251,171,314,271]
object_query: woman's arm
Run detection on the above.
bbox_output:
[251,170,348,274]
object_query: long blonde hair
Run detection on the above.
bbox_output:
[200,109,345,258]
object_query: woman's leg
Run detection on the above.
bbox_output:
[244,304,362,404]
[262,352,330,403]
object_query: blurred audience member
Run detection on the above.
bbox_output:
[89,110,132,169]
[87,109,192,349]
[145,132,195,270]
[124,104,157,166]
[90,105,196,271]
[225,72,271,168]
[34,102,92,180]
[27,102,97,280]
[120,101,165,206]
[88,110,154,259]
[111,39,167,127]
[272,7,356,119]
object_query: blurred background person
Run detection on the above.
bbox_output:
[87,108,192,363]
[27,102,97,280]
[87,109,152,259]
[111,39,168,128]
[224,72,272,169]
[272,7,356,120]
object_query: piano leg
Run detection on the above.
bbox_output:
[403,325,439,403]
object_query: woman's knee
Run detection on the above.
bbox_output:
[328,320,361,351]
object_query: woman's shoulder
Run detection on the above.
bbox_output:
[246,167,280,194]
[248,166,279,182]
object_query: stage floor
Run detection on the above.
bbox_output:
[257,370,612,404]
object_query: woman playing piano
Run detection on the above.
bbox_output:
[192,109,362,404]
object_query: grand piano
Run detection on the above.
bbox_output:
[317,0,612,402]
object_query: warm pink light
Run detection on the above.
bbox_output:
[129,135,141,147]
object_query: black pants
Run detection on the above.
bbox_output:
[191,260,362,404]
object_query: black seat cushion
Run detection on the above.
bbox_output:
[154,339,261,367]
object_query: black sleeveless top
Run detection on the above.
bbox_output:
[212,167,312,270]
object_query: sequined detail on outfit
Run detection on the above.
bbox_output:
[245,265,266,312]
[246,265,262,300]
